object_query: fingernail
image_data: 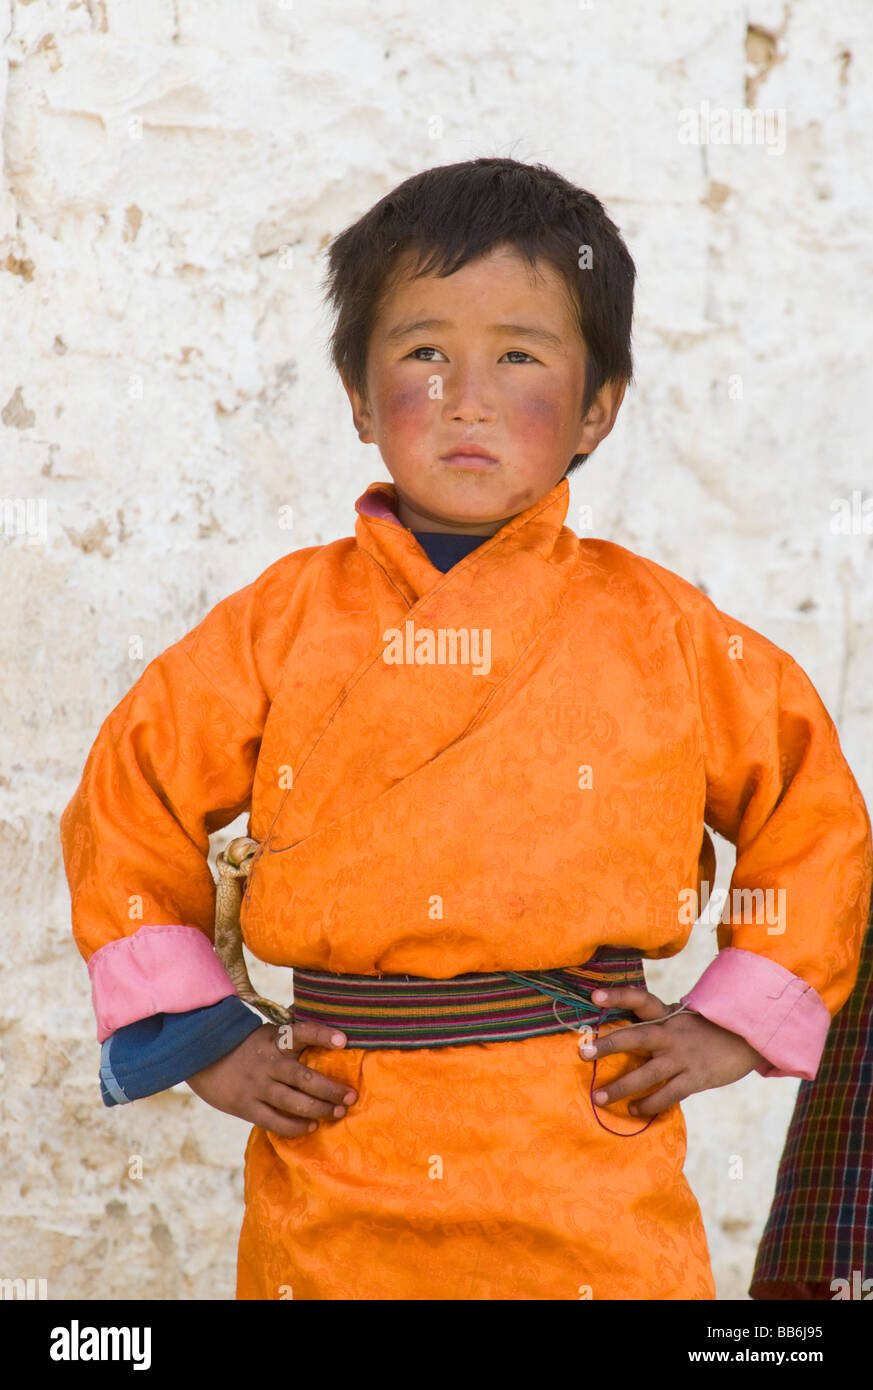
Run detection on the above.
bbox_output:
[594,1091,608,1104]
[580,1045,596,1058]
[333,1105,346,1117]
[343,1091,356,1104]
[331,1033,346,1046]
[629,1106,638,1116]
[592,991,607,1002]
[308,1122,317,1132]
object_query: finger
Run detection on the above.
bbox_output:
[591,986,671,1020]
[590,1056,679,1108]
[262,1079,347,1122]
[252,1100,321,1139]
[268,1054,358,1106]
[275,1019,348,1052]
[625,1074,691,1118]
[581,1021,671,1060]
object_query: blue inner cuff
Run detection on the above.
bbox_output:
[99,996,263,1107]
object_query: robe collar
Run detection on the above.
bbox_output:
[354,476,572,604]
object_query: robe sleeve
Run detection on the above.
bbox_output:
[98,999,263,1106]
[640,558,873,1080]
[59,558,291,1042]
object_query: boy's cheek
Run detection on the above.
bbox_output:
[508,389,563,437]
[379,382,439,436]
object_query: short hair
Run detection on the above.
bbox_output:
[321,157,636,476]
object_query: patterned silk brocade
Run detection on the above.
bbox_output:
[59,475,872,1300]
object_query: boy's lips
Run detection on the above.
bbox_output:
[440,445,499,468]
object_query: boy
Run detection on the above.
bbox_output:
[60,157,872,1300]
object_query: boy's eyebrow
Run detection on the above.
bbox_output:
[383,317,567,351]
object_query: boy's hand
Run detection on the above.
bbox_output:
[186,1019,357,1138]
[579,986,768,1118]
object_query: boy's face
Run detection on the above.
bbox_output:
[344,242,625,535]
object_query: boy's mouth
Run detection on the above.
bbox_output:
[440,444,499,469]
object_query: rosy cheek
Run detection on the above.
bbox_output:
[379,383,435,435]
[509,390,563,442]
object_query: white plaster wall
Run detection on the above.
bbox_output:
[1,0,870,1300]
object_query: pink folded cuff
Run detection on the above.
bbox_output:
[88,923,238,1042]
[679,947,832,1080]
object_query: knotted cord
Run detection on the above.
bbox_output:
[506,969,690,1137]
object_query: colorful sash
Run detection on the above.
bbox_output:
[291,946,647,1048]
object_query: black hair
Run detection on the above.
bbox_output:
[322,156,636,475]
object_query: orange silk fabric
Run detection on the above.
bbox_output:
[61,476,872,1300]
[237,1029,715,1300]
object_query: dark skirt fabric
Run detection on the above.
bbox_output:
[750,890,873,1299]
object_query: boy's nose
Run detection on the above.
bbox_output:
[445,388,496,423]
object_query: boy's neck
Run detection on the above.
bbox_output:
[412,525,495,535]
[395,497,509,538]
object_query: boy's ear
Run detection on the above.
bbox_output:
[341,376,375,444]
[574,377,628,457]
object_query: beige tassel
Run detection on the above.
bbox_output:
[213,837,292,1026]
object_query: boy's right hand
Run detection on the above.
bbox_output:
[186,1020,357,1137]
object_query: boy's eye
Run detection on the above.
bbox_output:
[407,347,537,364]
[408,346,446,362]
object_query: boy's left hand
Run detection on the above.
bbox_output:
[580,986,768,1117]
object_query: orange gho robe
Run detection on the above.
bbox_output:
[60,477,873,1300]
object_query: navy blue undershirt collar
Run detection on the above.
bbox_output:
[411,529,489,573]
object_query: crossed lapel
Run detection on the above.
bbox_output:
[262,477,579,854]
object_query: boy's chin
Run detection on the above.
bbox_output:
[399,482,559,531]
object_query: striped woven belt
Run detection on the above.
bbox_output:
[291,946,647,1048]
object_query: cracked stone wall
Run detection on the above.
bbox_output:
[1,0,870,1301]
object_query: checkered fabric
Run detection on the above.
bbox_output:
[750,890,873,1299]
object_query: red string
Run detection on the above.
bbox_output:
[575,1004,658,1138]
